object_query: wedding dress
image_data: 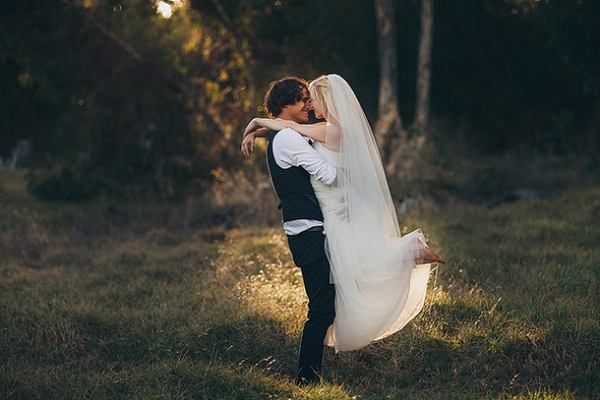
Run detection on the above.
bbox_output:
[309,75,431,352]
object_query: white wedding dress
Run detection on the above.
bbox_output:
[304,74,433,352]
[311,141,431,352]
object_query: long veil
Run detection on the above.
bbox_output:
[319,75,430,351]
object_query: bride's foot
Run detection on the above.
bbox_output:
[416,239,446,264]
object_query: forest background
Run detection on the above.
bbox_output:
[1,0,599,211]
[2,1,600,399]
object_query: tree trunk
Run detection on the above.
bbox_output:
[374,0,406,174]
[414,0,434,127]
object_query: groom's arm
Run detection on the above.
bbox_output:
[274,129,337,186]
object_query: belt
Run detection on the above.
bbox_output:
[304,226,324,233]
[287,226,325,237]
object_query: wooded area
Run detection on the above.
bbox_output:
[2,3,600,397]
[1,0,599,203]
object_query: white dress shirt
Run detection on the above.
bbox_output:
[271,128,337,235]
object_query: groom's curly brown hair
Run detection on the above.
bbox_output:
[264,76,309,118]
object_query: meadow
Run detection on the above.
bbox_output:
[1,169,599,399]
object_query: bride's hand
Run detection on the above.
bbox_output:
[241,133,256,158]
[243,118,259,138]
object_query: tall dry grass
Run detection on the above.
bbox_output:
[1,169,599,399]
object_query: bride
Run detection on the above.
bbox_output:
[242,74,445,352]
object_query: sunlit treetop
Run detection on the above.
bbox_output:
[156,0,184,19]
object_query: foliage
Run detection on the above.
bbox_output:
[195,0,599,156]
[0,0,238,200]
[1,0,599,202]
[192,0,379,114]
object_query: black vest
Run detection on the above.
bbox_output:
[267,130,324,222]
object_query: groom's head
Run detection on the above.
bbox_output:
[264,76,312,122]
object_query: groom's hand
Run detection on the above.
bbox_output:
[336,197,349,221]
[331,167,346,187]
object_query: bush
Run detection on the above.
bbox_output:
[27,167,100,202]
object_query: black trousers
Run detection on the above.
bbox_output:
[287,229,336,384]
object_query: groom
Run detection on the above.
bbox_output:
[259,77,337,385]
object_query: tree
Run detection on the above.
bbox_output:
[532,0,600,154]
[0,0,231,200]
[373,0,406,175]
[414,0,433,127]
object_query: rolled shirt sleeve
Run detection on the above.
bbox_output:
[273,128,337,186]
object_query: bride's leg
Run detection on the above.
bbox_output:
[416,239,446,264]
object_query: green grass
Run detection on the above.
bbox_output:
[1,169,599,399]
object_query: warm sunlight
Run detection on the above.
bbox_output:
[156,1,172,18]
[156,0,183,19]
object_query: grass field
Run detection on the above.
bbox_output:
[1,169,599,399]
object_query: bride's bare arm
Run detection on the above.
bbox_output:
[243,118,292,138]
[289,122,329,143]
[244,118,333,144]
[287,122,341,150]
[248,126,270,137]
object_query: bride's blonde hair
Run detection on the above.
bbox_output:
[309,75,329,119]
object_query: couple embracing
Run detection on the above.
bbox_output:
[241,75,445,385]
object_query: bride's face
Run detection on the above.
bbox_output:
[312,98,325,120]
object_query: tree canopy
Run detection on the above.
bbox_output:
[1,0,598,201]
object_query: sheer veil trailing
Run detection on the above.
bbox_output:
[315,75,429,351]
[324,74,402,241]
